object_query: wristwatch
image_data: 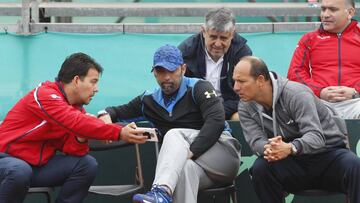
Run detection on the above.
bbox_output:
[290,143,298,156]
[352,89,360,99]
[97,110,109,118]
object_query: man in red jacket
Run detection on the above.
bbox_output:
[0,53,147,203]
[287,0,360,119]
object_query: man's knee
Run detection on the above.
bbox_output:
[3,158,33,187]
[77,155,98,178]
[162,129,186,143]
[346,152,360,171]
[250,158,271,179]
[164,129,182,137]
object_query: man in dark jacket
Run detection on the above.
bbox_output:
[178,7,252,120]
[99,45,241,203]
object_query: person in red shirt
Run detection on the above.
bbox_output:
[287,0,360,119]
[0,53,147,203]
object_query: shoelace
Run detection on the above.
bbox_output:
[147,186,168,202]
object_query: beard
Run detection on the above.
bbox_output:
[160,82,176,95]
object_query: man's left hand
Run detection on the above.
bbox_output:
[264,136,292,162]
[320,86,354,102]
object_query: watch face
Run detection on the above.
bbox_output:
[97,110,109,118]
[353,90,359,99]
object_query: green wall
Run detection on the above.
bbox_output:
[2,30,356,203]
[0,31,303,119]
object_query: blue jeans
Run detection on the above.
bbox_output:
[0,153,98,203]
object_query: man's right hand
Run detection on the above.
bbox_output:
[119,122,148,144]
[264,136,292,162]
[320,86,354,102]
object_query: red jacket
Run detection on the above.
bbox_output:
[287,20,360,97]
[0,81,122,166]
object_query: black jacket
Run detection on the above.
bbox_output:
[105,77,227,159]
[178,32,252,119]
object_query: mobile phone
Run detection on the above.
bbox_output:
[136,127,159,142]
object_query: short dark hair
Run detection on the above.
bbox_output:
[240,56,270,81]
[57,53,103,84]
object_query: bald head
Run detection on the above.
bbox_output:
[237,56,270,81]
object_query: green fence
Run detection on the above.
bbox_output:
[0,31,303,119]
[0,31,358,203]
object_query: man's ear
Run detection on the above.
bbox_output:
[231,28,235,38]
[347,7,355,19]
[72,75,80,86]
[257,75,266,87]
[201,25,206,37]
[181,64,187,75]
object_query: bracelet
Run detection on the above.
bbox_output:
[290,143,298,156]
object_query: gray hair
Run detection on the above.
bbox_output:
[205,8,235,33]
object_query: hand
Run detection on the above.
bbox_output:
[76,136,87,143]
[320,86,354,102]
[263,136,292,162]
[86,113,96,117]
[187,151,194,159]
[119,122,148,144]
[98,114,112,124]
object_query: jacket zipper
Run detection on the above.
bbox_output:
[5,120,47,153]
[337,33,342,86]
[37,140,48,166]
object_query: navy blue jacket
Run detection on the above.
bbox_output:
[178,32,252,119]
[105,77,227,159]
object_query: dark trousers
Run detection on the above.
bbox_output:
[250,148,360,203]
[0,153,98,203]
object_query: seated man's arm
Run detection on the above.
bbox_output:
[28,86,121,142]
[288,91,328,154]
[223,98,240,120]
[189,80,226,159]
[105,95,144,123]
[238,103,269,156]
[287,34,324,97]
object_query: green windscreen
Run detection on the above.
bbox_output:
[0,31,304,119]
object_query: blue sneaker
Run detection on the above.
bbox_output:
[133,185,173,203]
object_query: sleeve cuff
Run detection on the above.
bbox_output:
[105,107,117,122]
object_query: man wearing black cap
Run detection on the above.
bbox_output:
[98,44,241,203]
